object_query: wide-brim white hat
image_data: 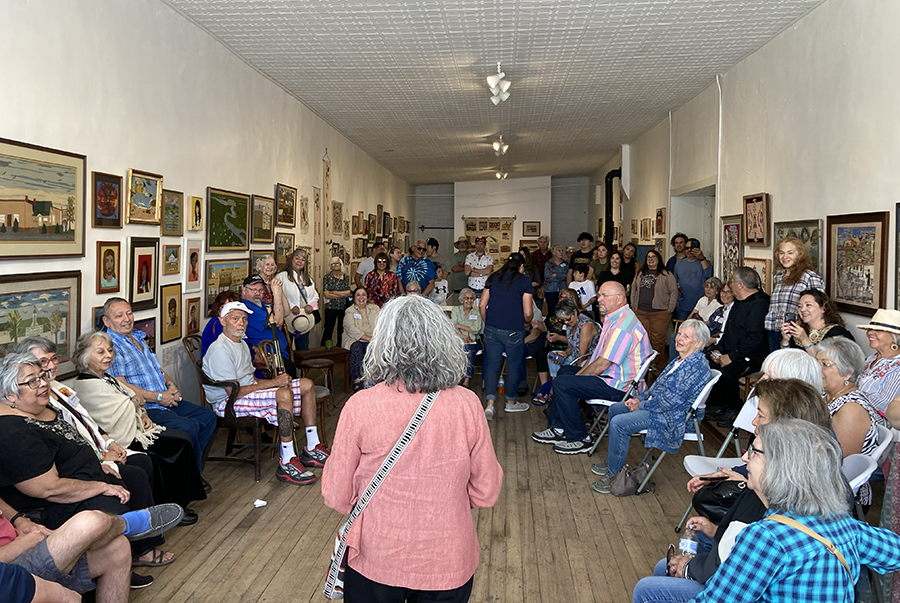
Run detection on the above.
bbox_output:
[857,309,900,335]
[287,312,315,335]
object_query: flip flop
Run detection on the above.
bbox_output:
[132,548,176,568]
[532,393,550,406]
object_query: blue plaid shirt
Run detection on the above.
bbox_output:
[107,329,168,412]
[691,511,900,603]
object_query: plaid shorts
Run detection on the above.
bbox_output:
[14,538,95,594]
[214,378,309,425]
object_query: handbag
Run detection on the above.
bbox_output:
[323,391,440,599]
[610,462,654,497]
[692,479,746,523]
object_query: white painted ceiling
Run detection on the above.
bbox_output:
[161,0,825,185]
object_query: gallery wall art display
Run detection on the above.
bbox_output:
[299,195,310,234]
[91,171,122,229]
[743,192,770,247]
[383,211,392,238]
[187,196,203,231]
[368,214,376,242]
[376,204,384,236]
[205,258,250,314]
[207,187,249,252]
[522,221,541,237]
[96,241,121,294]
[743,258,772,293]
[91,306,105,331]
[331,200,343,235]
[251,194,275,244]
[161,189,183,236]
[0,270,82,379]
[160,283,182,344]
[0,137,86,258]
[129,237,159,312]
[721,214,743,284]
[827,211,888,317]
[640,218,652,242]
[275,183,296,228]
[631,219,638,235]
[162,244,181,276]
[184,239,202,293]
[275,233,295,270]
[185,296,201,335]
[774,219,823,276]
[323,154,331,204]
[126,169,163,225]
[133,317,156,353]
[655,208,666,235]
[352,214,360,235]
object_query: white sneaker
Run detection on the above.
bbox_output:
[504,401,530,413]
[484,405,495,421]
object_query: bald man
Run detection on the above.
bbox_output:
[531,282,652,455]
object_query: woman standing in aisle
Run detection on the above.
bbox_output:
[765,236,824,352]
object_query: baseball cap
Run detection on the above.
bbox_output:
[220,301,254,317]
[242,275,266,287]
[475,236,487,242]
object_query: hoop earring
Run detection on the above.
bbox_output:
[892,344,899,351]
[844,380,850,386]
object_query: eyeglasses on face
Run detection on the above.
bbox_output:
[40,355,62,367]
[18,370,52,390]
[747,445,765,458]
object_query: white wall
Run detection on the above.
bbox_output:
[0,0,412,396]
[454,176,552,249]
[671,83,719,197]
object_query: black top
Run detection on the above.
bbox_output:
[787,324,855,349]
[597,269,631,291]
[569,250,593,272]
[484,273,535,331]
[711,289,771,366]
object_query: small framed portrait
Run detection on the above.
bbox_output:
[743,192,771,247]
[163,244,181,275]
[187,196,204,231]
[96,241,120,294]
[133,317,157,353]
[522,221,541,237]
[655,208,667,235]
[126,169,163,225]
[376,204,384,235]
[275,233,295,270]
[352,214,360,235]
[184,239,203,293]
[91,306,105,331]
[128,237,159,311]
[160,283,182,344]
[383,211,392,237]
[91,172,123,229]
[251,194,275,243]
[185,296,201,335]
[368,214,376,242]
[161,189,183,236]
[276,183,297,228]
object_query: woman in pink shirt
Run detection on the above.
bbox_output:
[322,295,503,602]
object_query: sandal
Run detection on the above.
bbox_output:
[133,548,176,568]
[532,393,550,406]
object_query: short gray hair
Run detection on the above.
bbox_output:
[758,419,853,519]
[703,277,723,291]
[762,348,823,393]
[73,330,115,372]
[254,253,276,272]
[329,256,344,269]
[816,337,865,383]
[0,353,42,399]
[679,319,710,345]
[405,280,422,294]
[103,296,129,319]
[555,299,578,320]
[458,288,475,300]
[14,336,57,356]
[363,295,466,392]
[732,266,761,290]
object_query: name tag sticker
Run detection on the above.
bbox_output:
[353,313,362,319]
[469,314,478,320]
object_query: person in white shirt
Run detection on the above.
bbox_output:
[571,264,597,313]
[276,247,320,350]
[428,264,449,306]
[464,236,494,297]
[354,241,385,288]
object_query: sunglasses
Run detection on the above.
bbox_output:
[416,246,427,252]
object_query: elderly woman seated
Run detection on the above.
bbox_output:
[688,419,900,603]
[72,331,207,525]
[450,288,483,388]
[344,288,381,391]
[590,319,713,494]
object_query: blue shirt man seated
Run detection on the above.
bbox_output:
[103,297,217,495]
[241,275,300,377]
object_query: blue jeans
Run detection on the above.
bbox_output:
[146,399,217,473]
[548,365,626,442]
[632,558,704,603]
[464,342,482,380]
[607,401,650,475]
[483,325,524,403]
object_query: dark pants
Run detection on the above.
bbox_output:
[349,340,369,390]
[146,400,217,473]
[548,364,627,442]
[708,354,757,411]
[322,308,345,347]
[345,566,474,603]
[132,429,207,509]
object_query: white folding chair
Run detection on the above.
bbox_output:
[585,350,658,456]
[632,370,721,495]
[843,454,878,496]
[872,424,894,466]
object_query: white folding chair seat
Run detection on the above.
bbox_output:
[843,454,878,496]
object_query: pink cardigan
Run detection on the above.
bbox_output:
[322,382,503,590]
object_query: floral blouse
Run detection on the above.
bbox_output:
[364,270,402,307]
[323,273,351,311]
[544,260,569,293]
[858,354,900,413]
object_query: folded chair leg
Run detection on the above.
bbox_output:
[587,407,612,456]
[637,451,666,495]
[675,501,693,533]
[694,416,705,456]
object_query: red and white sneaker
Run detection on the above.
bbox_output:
[276,458,317,485]
[300,444,330,468]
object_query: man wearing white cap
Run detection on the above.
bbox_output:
[203,301,328,485]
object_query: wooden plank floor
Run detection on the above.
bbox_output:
[130,374,884,603]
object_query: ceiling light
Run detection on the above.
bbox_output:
[490,91,510,105]
[486,66,506,89]
[492,136,508,156]
[487,62,510,104]
[495,168,508,180]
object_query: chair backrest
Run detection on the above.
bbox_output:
[627,350,658,395]
[732,394,759,434]
[258,339,281,378]
[870,424,893,466]
[842,454,877,495]
[692,370,722,412]
[183,334,202,366]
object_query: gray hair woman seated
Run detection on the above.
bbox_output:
[322,295,503,600]
[687,418,900,602]
[450,287,483,388]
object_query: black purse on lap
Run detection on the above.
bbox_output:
[692,480,746,523]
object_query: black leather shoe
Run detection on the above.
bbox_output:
[177,508,199,526]
[716,409,739,428]
[201,477,212,494]
[706,406,727,420]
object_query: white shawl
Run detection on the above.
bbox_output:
[74,374,166,449]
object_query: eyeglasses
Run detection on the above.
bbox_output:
[598,293,623,299]
[39,355,62,367]
[416,246,427,252]
[17,370,52,390]
[747,445,765,458]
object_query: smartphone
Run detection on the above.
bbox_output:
[784,312,797,324]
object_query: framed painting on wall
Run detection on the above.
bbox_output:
[631,219,638,235]
[331,200,343,236]
[184,239,203,293]
[205,258,250,314]
[276,183,296,227]
[721,214,743,284]
[128,237,159,311]
[742,192,770,247]
[0,270,82,379]
[743,258,772,293]
[655,208,666,235]
[187,196,203,231]
[207,187,249,252]
[352,214,360,235]
[160,283,182,344]
[774,219,823,276]
[162,244,181,275]
[185,296,201,335]
[133,317,157,354]
[368,214,377,242]
[0,137,86,259]
[376,204,384,236]
[827,211,888,317]
[91,306,105,331]
[640,218,652,241]
[251,194,275,244]
[96,241,120,294]
[383,211,392,237]
[161,189,183,236]
[522,221,541,237]
[91,171,122,229]
[126,169,163,225]
[275,233,295,270]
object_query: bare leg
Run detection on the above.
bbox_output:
[84,536,130,603]
[30,574,81,603]
[297,377,317,428]
[539,371,550,385]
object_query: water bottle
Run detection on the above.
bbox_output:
[678,527,698,558]
[497,375,506,398]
